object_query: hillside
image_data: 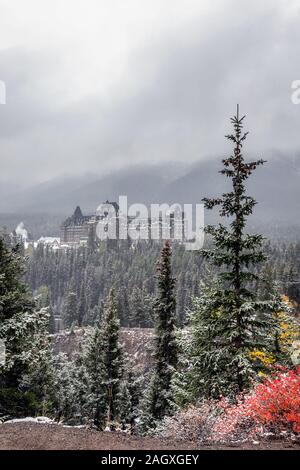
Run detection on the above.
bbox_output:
[52,327,154,372]
[1,154,300,227]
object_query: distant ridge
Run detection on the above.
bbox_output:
[1,152,300,226]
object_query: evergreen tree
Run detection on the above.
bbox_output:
[20,310,57,416]
[147,240,178,424]
[187,107,281,398]
[54,353,88,424]
[48,303,56,335]
[119,358,142,432]
[118,381,132,430]
[35,285,55,334]
[129,286,154,328]
[78,284,86,327]
[63,290,78,328]
[85,288,124,430]
[129,287,145,327]
[85,327,108,429]
[0,236,54,417]
[115,287,130,327]
[83,303,102,327]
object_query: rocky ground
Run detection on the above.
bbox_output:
[0,422,299,450]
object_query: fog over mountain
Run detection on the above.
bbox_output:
[1,1,300,236]
[1,152,299,229]
[1,0,300,187]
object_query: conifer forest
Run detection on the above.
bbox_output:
[0,0,300,457]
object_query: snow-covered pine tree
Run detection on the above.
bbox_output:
[118,380,132,430]
[85,288,124,430]
[35,285,56,334]
[116,287,130,327]
[129,286,154,328]
[63,289,78,328]
[78,283,86,327]
[48,303,56,335]
[101,288,124,429]
[147,240,178,424]
[0,236,54,417]
[84,326,107,429]
[52,351,91,424]
[129,287,145,327]
[118,357,142,432]
[20,309,57,417]
[187,107,281,399]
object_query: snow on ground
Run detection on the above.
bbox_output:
[4,416,54,424]
[3,416,85,428]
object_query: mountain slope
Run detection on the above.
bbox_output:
[1,153,299,225]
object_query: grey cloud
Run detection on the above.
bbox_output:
[0,0,300,188]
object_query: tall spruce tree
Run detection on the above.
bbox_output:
[78,284,86,327]
[147,240,178,424]
[187,107,281,399]
[85,288,124,430]
[35,285,55,334]
[85,327,108,429]
[63,290,78,328]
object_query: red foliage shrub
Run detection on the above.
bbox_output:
[245,366,300,433]
[213,367,300,441]
[154,368,300,443]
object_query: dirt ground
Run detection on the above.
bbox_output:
[0,423,299,450]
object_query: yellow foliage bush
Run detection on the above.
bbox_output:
[249,295,299,369]
[248,350,275,367]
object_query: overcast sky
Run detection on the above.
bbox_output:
[0,0,300,187]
